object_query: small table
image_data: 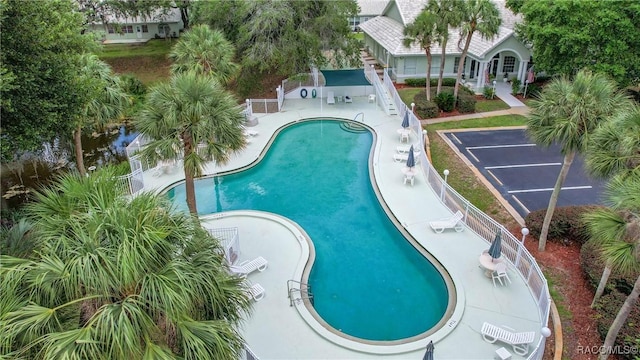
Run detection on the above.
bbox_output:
[478,252,502,277]
[495,347,512,360]
[397,128,411,143]
[337,95,343,102]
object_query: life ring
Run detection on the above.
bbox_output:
[311,88,317,98]
[300,88,308,98]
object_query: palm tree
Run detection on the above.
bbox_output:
[0,168,252,359]
[427,0,460,95]
[73,53,129,176]
[527,69,632,251]
[582,175,640,360]
[169,24,239,84]
[452,0,501,102]
[585,105,640,180]
[135,71,246,216]
[403,10,438,101]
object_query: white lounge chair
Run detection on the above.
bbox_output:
[248,283,265,301]
[229,256,268,277]
[492,262,512,287]
[327,91,336,105]
[393,152,421,163]
[344,95,352,103]
[397,144,421,154]
[242,127,258,137]
[429,210,465,233]
[481,322,536,356]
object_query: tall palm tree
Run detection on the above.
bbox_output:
[585,105,640,180]
[452,0,501,102]
[73,53,129,176]
[527,69,632,251]
[0,168,252,359]
[582,175,640,360]
[427,0,459,95]
[403,10,438,101]
[169,24,239,84]
[135,71,246,216]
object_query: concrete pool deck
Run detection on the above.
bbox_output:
[141,96,548,359]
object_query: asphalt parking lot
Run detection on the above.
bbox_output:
[442,128,606,219]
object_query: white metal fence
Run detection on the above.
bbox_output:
[384,78,550,360]
[206,227,240,265]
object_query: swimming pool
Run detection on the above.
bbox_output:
[166,119,449,341]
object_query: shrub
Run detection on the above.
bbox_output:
[413,91,439,119]
[525,205,602,246]
[457,93,476,114]
[524,83,541,98]
[405,78,427,87]
[434,91,455,112]
[511,78,521,95]
[593,291,640,360]
[483,86,495,99]
[581,239,640,297]
[120,74,146,97]
[404,78,458,87]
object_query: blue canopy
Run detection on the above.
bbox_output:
[321,69,371,86]
[423,340,434,360]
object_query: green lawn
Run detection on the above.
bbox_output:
[425,115,527,225]
[397,87,511,113]
[97,39,175,59]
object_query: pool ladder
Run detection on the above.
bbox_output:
[353,112,364,123]
[287,280,314,306]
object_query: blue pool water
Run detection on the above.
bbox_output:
[166,120,448,341]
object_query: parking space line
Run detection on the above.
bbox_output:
[467,149,480,163]
[450,133,462,144]
[485,162,562,169]
[487,170,503,186]
[508,185,592,194]
[466,143,537,150]
[511,195,530,214]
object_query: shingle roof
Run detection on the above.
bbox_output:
[357,0,389,16]
[101,8,182,24]
[359,0,522,58]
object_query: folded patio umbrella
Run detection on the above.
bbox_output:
[423,340,434,360]
[406,145,416,169]
[401,111,409,128]
[488,230,502,261]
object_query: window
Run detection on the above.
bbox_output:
[404,57,417,75]
[123,25,133,34]
[107,24,115,34]
[453,57,467,71]
[141,25,148,33]
[502,56,516,73]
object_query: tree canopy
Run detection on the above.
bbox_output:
[0,168,252,359]
[509,0,640,87]
[0,0,95,161]
[191,0,361,95]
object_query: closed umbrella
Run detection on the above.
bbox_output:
[488,230,502,261]
[423,340,434,360]
[406,145,416,169]
[401,111,410,128]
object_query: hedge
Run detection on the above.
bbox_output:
[593,291,640,360]
[413,91,439,119]
[524,205,602,246]
[580,240,640,297]
[457,93,476,113]
[405,78,458,87]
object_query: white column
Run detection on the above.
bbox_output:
[519,61,528,83]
